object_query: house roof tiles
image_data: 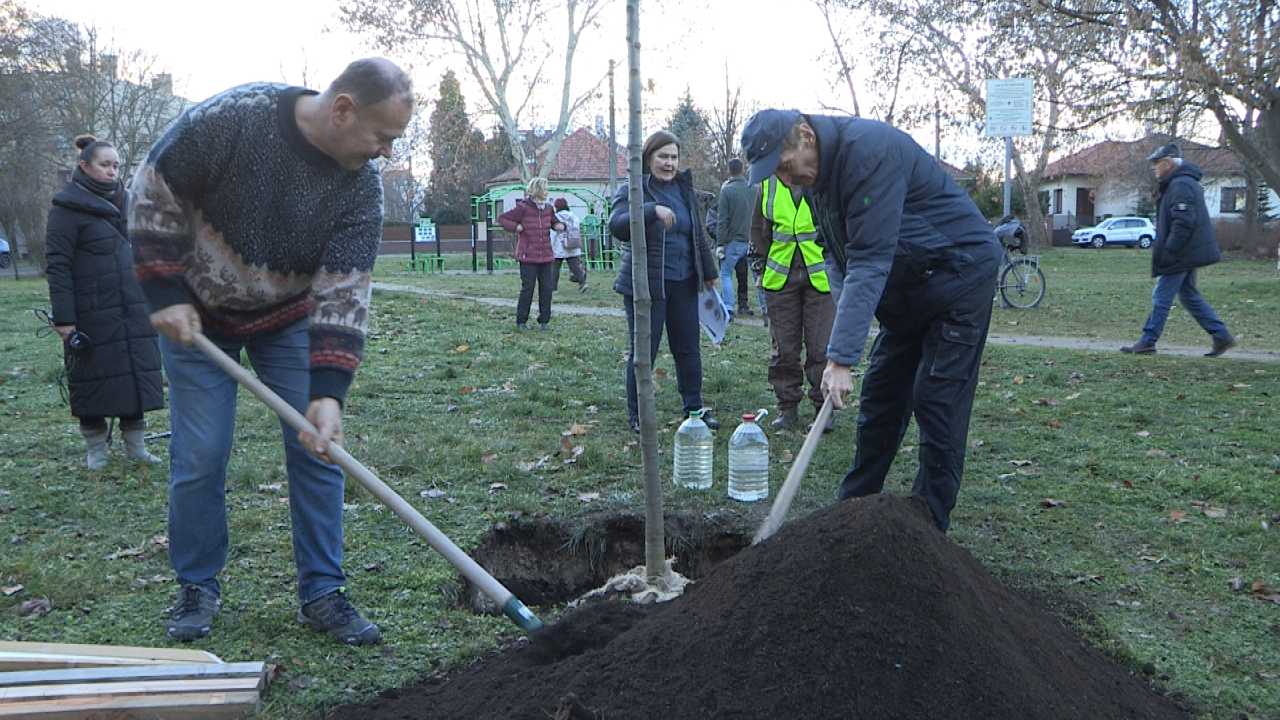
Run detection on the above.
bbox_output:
[488,128,626,184]
[1043,135,1244,180]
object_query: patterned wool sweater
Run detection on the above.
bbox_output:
[129,83,384,403]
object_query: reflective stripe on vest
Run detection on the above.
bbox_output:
[760,177,829,293]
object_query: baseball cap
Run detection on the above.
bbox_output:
[741,109,801,185]
[1146,143,1182,163]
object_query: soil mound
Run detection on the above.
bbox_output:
[328,494,1188,720]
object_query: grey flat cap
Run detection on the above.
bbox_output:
[1146,143,1182,162]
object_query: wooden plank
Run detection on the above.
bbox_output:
[0,662,265,689]
[0,690,259,719]
[0,676,263,701]
[0,643,224,672]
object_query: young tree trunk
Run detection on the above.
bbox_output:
[626,0,665,584]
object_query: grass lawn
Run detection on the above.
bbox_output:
[1,275,1277,719]
[377,247,1280,350]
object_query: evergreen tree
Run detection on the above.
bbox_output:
[1258,183,1276,224]
[425,71,478,224]
[664,90,717,192]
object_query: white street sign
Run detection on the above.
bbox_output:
[984,78,1034,137]
[415,220,437,244]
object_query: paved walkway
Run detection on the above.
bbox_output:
[374,282,1280,364]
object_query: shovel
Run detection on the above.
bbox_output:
[192,333,544,633]
[753,395,835,544]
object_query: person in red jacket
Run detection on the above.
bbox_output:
[499,177,564,330]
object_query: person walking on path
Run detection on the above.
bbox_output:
[611,130,722,433]
[1120,143,1235,357]
[742,109,1000,532]
[750,173,834,433]
[550,197,589,293]
[715,159,758,318]
[499,177,564,330]
[46,134,164,469]
[129,58,414,645]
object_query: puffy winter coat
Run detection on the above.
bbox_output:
[45,181,164,419]
[1152,161,1220,277]
[498,198,557,263]
[608,170,718,298]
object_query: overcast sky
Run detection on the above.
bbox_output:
[26,0,1152,169]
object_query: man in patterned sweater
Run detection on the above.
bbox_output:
[129,58,413,645]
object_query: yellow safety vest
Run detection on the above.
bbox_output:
[760,177,829,293]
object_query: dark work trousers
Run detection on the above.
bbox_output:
[766,253,834,413]
[552,256,588,291]
[623,277,703,422]
[517,261,555,325]
[79,412,143,431]
[735,257,750,311]
[836,240,1000,531]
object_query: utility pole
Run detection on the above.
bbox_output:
[934,100,941,160]
[608,59,617,202]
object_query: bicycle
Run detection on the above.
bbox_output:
[993,216,1046,309]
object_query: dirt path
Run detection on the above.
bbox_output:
[374,282,1280,364]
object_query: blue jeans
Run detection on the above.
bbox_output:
[159,320,346,604]
[718,241,750,313]
[1140,270,1229,344]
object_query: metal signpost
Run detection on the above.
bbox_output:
[984,78,1034,217]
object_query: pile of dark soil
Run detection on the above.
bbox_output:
[328,495,1188,720]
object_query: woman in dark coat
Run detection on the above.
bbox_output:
[610,130,721,433]
[46,135,164,469]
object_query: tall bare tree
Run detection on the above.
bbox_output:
[1038,0,1280,194]
[340,0,612,184]
[842,0,1125,243]
[706,64,747,178]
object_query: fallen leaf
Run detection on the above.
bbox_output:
[653,368,668,380]
[1064,392,1081,401]
[149,535,168,549]
[559,435,574,454]
[564,423,589,436]
[19,597,51,617]
[782,450,795,463]
[1070,574,1103,585]
[1230,383,1251,390]
[1144,449,1168,458]
[258,483,284,494]
[997,472,1018,481]
[562,445,585,465]
[420,488,446,499]
[105,547,145,561]
[1122,480,1135,489]
[1228,576,1246,592]
[586,405,599,415]
[1047,419,1063,429]
[1169,510,1187,523]
[454,344,470,354]
[1034,398,1059,407]
[1202,507,1227,519]
[1008,460,1035,467]
[488,483,508,494]
[481,452,498,465]
[1040,498,1065,508]
[1136,430,1151,438]
[1,584,23,596]
[578,492,600,503]
[363,562,382,573]
[459,386,475,395]
[1012,375,1025,385]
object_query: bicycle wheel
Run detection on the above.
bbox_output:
[999,260,1045,309]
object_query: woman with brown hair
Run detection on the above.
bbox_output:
[45,135,164,469]
[609,130,721,433]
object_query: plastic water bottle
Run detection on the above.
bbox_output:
[728,410,770,502]
[673,410,714,490]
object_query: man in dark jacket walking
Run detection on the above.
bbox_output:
[742,109,1000,532]
[1121,143,1235,357]
[714,159,757,317]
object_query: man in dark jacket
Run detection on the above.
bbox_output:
[714,159,758,317]
[742,109,1000,532]
[1120,143,1235,356]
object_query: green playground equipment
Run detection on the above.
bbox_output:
[469,183,618,273]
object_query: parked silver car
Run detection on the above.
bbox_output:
[0,234,9,269]
[1072,216,1155,249]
